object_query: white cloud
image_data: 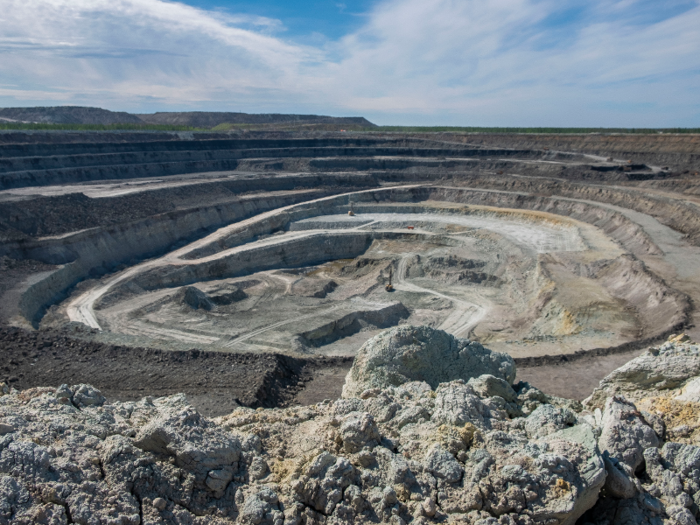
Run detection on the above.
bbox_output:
[0,0,698,126]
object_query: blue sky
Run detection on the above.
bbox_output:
[181,0,376,41]
[0,0,698,126]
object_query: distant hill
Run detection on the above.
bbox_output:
[0,106,376,129]
[137,111,375,128]
[0,106,143,125]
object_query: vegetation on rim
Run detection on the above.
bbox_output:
[1,121,698,133]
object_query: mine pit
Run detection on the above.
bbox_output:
[1,131,698,407]
[38,196,656,363]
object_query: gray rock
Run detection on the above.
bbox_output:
[424,444,463,483]
[338,412,380,453]
[524,404,578,439]
[342,326,515,398]
[70,384,106,408]
[602,455,636,499]
[585,341,700,408]
[432,381,493,429]
[205,466,234,493]
[668,505,699,525]
[54,384,72,404]
[248,456,269,481]
[660,442,700,476]
[240,487,279,525]
[598,396,659,472]
[677,377,700,403]
[131,395,242,500]
[467,374,517,402]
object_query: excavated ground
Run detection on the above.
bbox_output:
[1,130,699,408]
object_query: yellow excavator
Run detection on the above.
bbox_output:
[385,267,394,292]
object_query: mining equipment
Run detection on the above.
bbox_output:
[348,202,355,216]
[385,267,394,292]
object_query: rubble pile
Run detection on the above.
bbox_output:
[1,327,699,524]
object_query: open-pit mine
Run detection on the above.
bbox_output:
[3,129,700,524]
[1,131,700,396]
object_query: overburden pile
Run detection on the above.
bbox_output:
[1,326,699,525]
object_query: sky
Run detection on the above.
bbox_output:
[0,0,699,126]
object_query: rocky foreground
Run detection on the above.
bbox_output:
[1,327,700,525]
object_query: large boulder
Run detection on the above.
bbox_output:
[598,396,660,473]
[585,339,700,408]
[342,325,516,398]
[579,337,700,524]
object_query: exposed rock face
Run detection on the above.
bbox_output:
[585,339,700,408]
[0,379,604,525]
[2,331,700,524]
[342,326,516,398]
[579,338,700,524]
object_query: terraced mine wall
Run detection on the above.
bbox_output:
[0,150,644,190]
[273,186,660,256]
[415,186,662,255]
[0,131,587,189]
[13,191,330,327]
[429,174,700,247]
[0,146,550,173]
[7,181,683,331]
[0,137,427,157]
[0,173,382,240]
[428,132,700,171]
[131,231,376,290]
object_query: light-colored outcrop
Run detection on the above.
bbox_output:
[0,380,604,525]
[585,337,700,408]
[3,331,700,524]
[579,337,700,524]
[0,327,606,525]
[342,326,516,398]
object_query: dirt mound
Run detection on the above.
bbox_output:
[291,278,338,298]
[0,326,349,416]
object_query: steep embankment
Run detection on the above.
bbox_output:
[7,191,329,327]
[435,132,700,172]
